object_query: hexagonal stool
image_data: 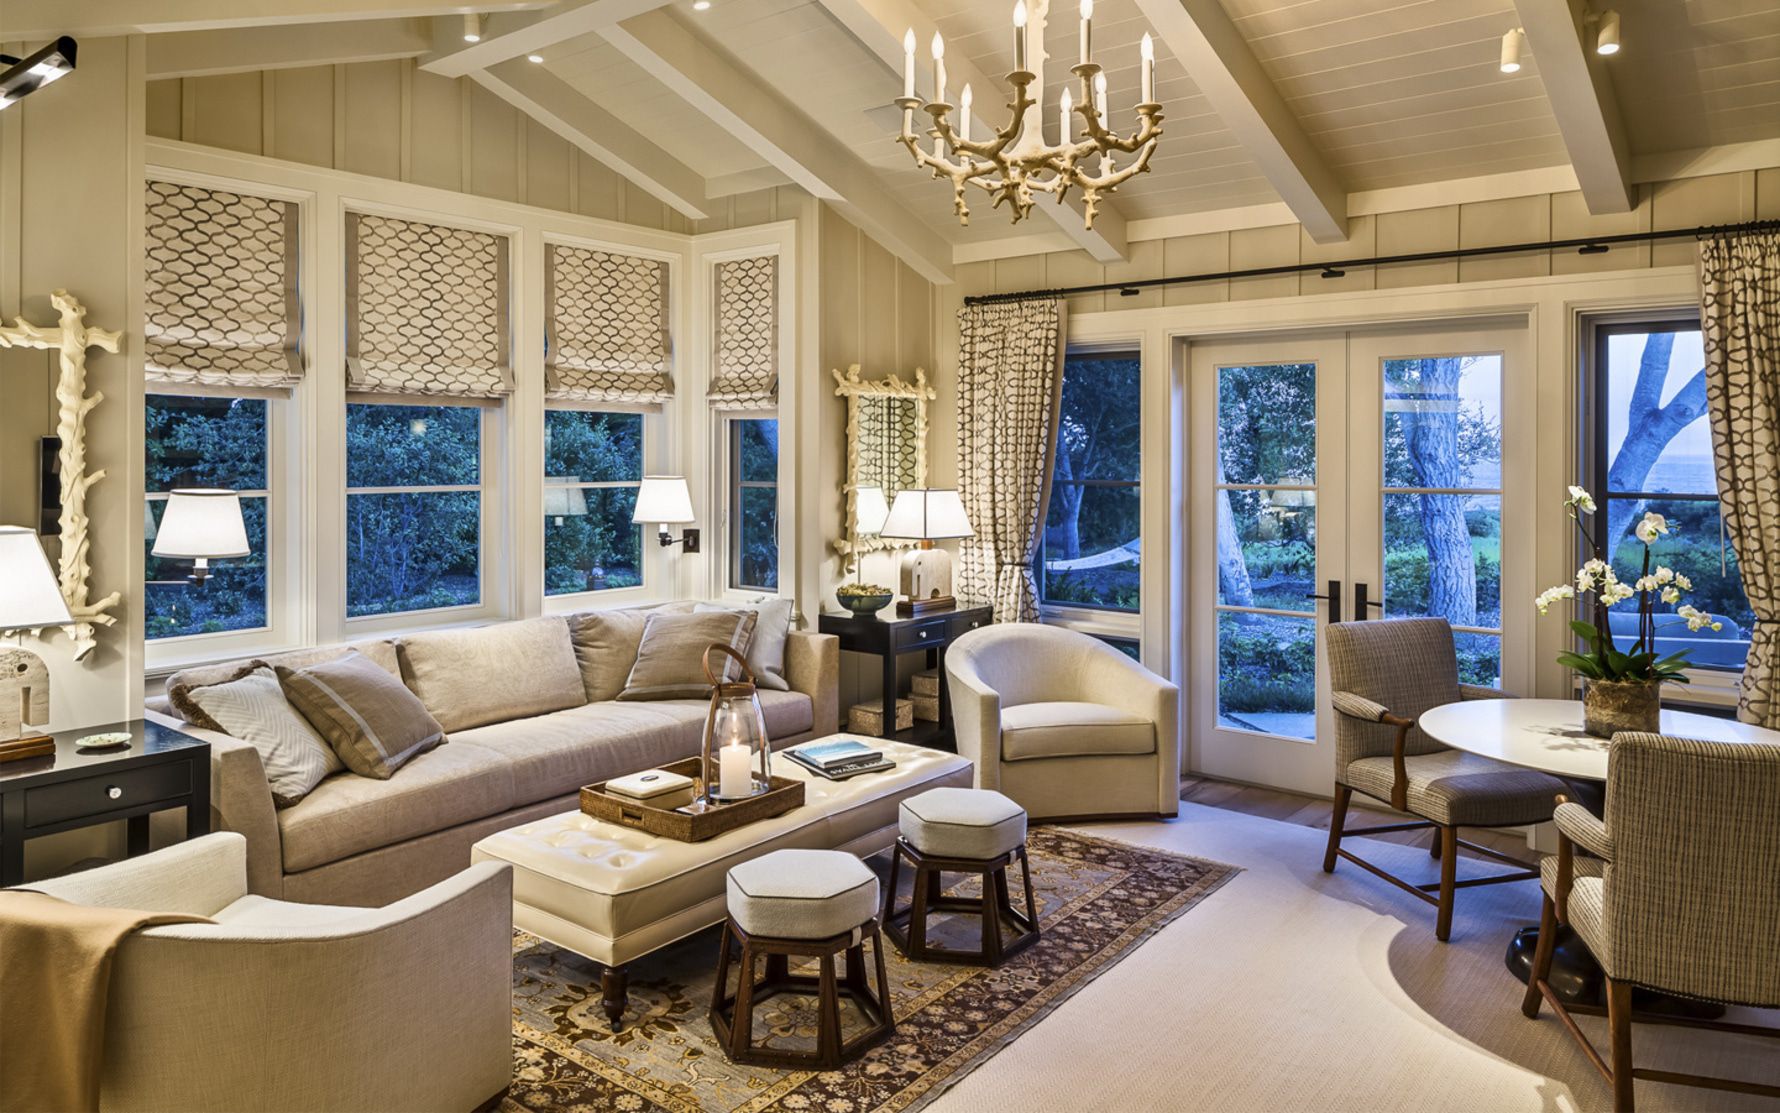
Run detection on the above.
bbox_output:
[883,787,1039,966]
[709,849,894,1069]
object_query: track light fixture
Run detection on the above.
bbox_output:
[462,13,482,43]
[1499,27,1524,74]
[1594,8,1620,55]
[0,37,77,111]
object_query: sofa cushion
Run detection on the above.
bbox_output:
[695,597,794,690]
[185,665,343,807]
[757,689,814,740]
[278,740,517,872]
[999,701,1156,762]
[619,610,758,701]
[278,650,445,779]
[450,702,708,803]
[399,617,585,732]
[166,637,401,727]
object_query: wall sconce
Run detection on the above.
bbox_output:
[0,37,77,111]
[152,489,249,586]
[632,476,700,551]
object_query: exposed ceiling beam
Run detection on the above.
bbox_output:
[602,9,954,284]
[420,0,672,78]
[146,19,431,79]
[468,60,709,220]
[1132,0,1347,244]
[1512,0,1634,213]
[706,167,796,198]
[812,0,1126,262]
[2,1,545,40]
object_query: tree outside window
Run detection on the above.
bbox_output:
[730,418,778,591]
[1039,352,1141,611]
[544,410,644,595]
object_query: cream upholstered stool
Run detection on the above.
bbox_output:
[883,787,1039,966]
[710,849,895,1068]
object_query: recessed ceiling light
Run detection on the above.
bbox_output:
[1499,27,1523,73]
[462,13,482,43]
[693,1,712,10]
[528,53,544,63]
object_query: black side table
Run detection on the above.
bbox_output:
[0,718,211,886]
[818,606,992,748]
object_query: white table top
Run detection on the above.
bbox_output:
[1419,697,1780,782]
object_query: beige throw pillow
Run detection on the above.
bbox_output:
[184,665,344,807]
[618,610,759,701]
[695,598,794,691]
[398,617,585,732]
[278,650,445,779]
[568,609,653,702]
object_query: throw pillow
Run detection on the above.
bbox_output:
[277,650,445,779]
[183,665,345,807]
[618,610,759,700]
[397,617,585,732]
[695,597,794,690]
[567,601,700,702]
[166,638,403,715]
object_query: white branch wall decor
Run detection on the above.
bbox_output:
[0,291,124,661]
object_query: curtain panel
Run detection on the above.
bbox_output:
[955,299,1066,623]
[144,180,301,389]
[546,243,673,405]
[346,212,512,398]
[1700,230,1780,728]
[706,254,778,410]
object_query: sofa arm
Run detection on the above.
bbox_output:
[145,708,284,897]
[785,630,839,736]
[22,832,249,916]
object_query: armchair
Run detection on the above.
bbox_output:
[24,833,514,1112]
[946,623,1179,820]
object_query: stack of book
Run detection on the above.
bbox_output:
[786,737,895,780]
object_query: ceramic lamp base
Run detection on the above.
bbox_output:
[897,541,955,612]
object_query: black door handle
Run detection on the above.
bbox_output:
[1304,578,1342,624]
[1353,582,1386,619]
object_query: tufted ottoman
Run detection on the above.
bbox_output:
[883,787,1039,965]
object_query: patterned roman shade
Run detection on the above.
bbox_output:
[144,180,301,389]
[346,212,512,397]
[707,254,778,410]
[546,243,673,404]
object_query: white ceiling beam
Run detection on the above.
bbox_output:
[467,60,709,220]
[706,167,796,198]
[419,0,672,78]
[812,0,1127,263]
[601,9,954,284]
[3,1,545,40]
[1132,0,1347,244]
[146,19,431,79]
[1512,0,1634,213]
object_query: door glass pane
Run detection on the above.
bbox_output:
[1455,631,1503,688]
[1217,362,1316,485]
[1216,488,1315,611]
[1383,493,1501,628]
[1383,355,1501,490]
[1217,612,1315,740]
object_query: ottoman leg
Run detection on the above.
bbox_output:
[816,953,842,1067]
[871,927,895,1033]
[980,866,1004,966]
[731,943,759,1061]
[601,966,629,1032]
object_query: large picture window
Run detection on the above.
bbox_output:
[345,402,484,617]
[544,409,644,595]
[1039,350,1141,611]
[1589,318,1752,671]
[145,394,270,640]
[729,418,778,591]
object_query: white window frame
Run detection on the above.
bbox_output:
[541,401,651,602]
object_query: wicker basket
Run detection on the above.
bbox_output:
[579,757,805,842]
[912,693,940,722]
[911,669,940,698]
[848,699,913,737]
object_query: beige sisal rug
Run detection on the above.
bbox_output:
[501,827,1238,1113]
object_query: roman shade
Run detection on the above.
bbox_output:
[144,180,301,389]
[546,243,673,404]
[346,212,512,398]
[706,253,778,410]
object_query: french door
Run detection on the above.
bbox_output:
[1188,321,1531,796]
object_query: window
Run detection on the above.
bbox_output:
[345,402,484,617]
[544,410,644,595]
[1589,318,1752,671]
[729,418,778,591]
[1039,351,1141,611]
[145,394,270,640]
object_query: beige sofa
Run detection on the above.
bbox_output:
[148,606,839,907]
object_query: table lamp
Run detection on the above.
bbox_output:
[879,488,973,615]
[0,525,72,748]
[151,488,249,586]
[632,476,699,552]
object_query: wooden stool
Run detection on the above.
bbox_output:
[883,787,1039,966]
[709,849,894,1069]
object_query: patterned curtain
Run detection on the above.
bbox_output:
[1700,230,1780,728]
[707,255,778,410]
[955,299,1065,623]
[546,243,673,404]
[346,212,512,397]
[144,180,301,389]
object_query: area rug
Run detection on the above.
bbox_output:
[501,826,1239,1113]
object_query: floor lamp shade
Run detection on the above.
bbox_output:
[0,526,73,629]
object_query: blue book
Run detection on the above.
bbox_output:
[794,738,881,769]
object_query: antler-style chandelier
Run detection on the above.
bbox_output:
[895,0,1162,231]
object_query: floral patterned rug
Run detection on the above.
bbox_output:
[502,827,1239,1113]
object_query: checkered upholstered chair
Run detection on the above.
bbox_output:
[1521,733,1780,1112]
[1323,617,1563,940]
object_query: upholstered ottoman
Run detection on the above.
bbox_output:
[710,849,894,1068]
[884,787,1039,965]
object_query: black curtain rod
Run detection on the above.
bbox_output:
[961,218,1780,306]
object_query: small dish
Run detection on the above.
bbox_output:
[75,732,133,752]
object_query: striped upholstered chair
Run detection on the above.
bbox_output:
[1522,733,1780,1112]
[1323,617,1564,940]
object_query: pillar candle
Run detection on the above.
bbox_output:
[719,742,752,798]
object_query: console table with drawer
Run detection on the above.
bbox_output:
[817,606,992,749]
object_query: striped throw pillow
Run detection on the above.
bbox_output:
[278,650,445,779]
[185,665,344,807]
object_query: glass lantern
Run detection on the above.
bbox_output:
[698,643,771,806]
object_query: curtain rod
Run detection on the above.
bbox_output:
[961,218,1780,306]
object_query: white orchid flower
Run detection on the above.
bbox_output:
[1661,586,1681,604]
[1676,604,1723,633]
[1655,566,1675,584]
[1600,580,1637,606]
[1634,512,1669,544]
[1534,585,1576,615]
[1565,486,1597,514]
[1675,573,1693,591]
[1635,574,1660,593]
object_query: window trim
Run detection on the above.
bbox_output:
[1037,347,1143,617]
[542,406,647,600]
[726,415,780,594]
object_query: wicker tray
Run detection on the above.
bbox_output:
[579,757,805,842]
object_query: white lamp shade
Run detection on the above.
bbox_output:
[151,489,250,560]
[631,476,695,525]
[854,485,891,535]
[544,483,589,519]
[0,526,72,628]
[880,488,974,540]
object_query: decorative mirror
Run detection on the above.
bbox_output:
[833,364,934,560]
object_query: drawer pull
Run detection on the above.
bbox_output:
[107,786,123,800]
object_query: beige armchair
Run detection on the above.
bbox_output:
[946,623,1179,821]
[25,833,514,1112]
[1522,732,1780,1112]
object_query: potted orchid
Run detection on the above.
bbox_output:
[1535,486,1723,737]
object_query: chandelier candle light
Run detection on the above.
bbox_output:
[896,0,1163,230]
